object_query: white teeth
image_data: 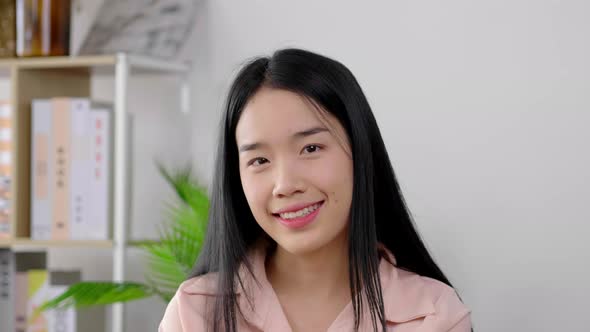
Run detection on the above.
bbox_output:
[279,203,321,220]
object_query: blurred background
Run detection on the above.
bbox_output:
[1,0,589,331]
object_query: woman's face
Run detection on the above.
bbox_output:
[236,87,354,255]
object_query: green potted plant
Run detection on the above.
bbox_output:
[36,164,208,313]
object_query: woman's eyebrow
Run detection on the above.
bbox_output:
[238,142,265,153]
[292,126,329,139]
[238,127,329,153]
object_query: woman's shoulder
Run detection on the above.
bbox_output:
[400,267,461,300]
[381,261,472,330]
[159,273,220,332]
[177,272,221,296]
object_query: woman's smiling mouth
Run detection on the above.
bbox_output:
[272,201,325,229]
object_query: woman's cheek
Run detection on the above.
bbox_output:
[242,175,269,216]
[240,174,255,205]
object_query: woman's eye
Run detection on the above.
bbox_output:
[248,157,269,167]
[302,144,321,154]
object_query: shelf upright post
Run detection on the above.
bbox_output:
[112,53,130,332]
[181,72,191,114]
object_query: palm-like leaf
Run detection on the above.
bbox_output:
[37,282,153,311]
[38,164,208,311]
[144,164,208,301]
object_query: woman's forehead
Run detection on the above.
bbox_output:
[237,89,326,137]
[235,87,351,154]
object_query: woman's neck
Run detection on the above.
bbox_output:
[265,237,350,298]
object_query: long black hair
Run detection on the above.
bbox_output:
[192,48,459,332]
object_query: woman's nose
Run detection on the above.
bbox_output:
[272,162,305,198]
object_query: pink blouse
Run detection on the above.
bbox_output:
[159,245,472,331]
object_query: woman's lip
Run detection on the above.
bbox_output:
[273,201,324,229]
[273,200,325,214]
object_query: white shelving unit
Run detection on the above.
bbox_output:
[0,53,190,332]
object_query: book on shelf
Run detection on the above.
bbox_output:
[27,269,106,332]
[31,99,53,240]
[0,101,12,239]
[15,0,71,57]
[51,99,73,240]
[0,0,17,57]
[0,250,46,332]
[28,269,101,332]
[0,250,105,332]
[15,271,28,332]
[27,270,70,332]
[31,98,113,241]
[88,106,112,241]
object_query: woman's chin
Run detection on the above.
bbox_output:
[273,236,325,256]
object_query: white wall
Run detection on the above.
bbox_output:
[186,1,590,331]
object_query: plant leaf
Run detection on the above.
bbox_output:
[35,282,153,318]
[144,164,209,301]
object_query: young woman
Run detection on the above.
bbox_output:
[160,48,472,332]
